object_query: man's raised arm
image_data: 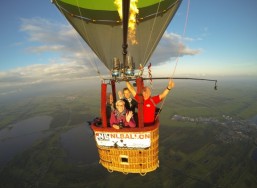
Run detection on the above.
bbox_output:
[126,81,136,97]
[159,79,175,100]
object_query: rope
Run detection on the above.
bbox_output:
[142,0,181,69]
[170,0,190,79]
[148,63,153,88]
[55,0,103,81]
[143,1,182,89]
[74,0,104,81]
[156,0,191,119]
[141,0,162,69]
[142,0,174,89]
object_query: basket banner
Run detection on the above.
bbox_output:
[95,131,151,148]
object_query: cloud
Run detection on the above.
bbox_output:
[150,32,201,65]
[20,18,93,58]
[0,62,105,88]
[0,17,108,87]
[1,17,200,87]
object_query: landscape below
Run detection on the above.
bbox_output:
[0,78,257,187]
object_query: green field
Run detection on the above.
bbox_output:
[0,78,257,187]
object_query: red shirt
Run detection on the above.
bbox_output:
[135,94,161,124]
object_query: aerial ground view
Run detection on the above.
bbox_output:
[1,0,257,187]
[0,78,257,188]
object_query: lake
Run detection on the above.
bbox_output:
[60,124,99,165]
[0,116,98,168]
[0,116,52,167]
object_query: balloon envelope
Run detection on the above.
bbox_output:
[52,0,182,71]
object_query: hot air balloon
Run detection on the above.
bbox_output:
[52,0,188,175]
[52,0,182,72]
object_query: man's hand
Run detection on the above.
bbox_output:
[168,79,175,90]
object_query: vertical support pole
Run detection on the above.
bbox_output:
[101,83,107,128]
[136,77,144,128]
[122,0,130,66]
[111,80,117,105]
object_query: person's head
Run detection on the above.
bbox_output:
[107,93,113,104]
[142,86,151,100]
[123,87,131,99]
[115,100,125,112]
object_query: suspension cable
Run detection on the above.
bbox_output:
[170,0,190,79]
[74,0,104,81]
[156,0,191,119]
[141,0,162,68]
[54,0,102,81]
[142,0,182,69]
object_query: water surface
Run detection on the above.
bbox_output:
[0,116,52,167]
[61,124,98,165]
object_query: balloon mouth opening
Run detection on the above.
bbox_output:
[112,56,135,78]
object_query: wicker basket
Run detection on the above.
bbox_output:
[91,121,160,175]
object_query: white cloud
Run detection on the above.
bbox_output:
[20,18,87,55]
[150,32,200,65]
[27,45,65,53]
[1,17,201,87]
[0,62,103,88]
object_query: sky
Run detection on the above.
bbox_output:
[0,0,257,87]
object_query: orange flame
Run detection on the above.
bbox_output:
[114,0,139,45]
[114,0,123,19]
